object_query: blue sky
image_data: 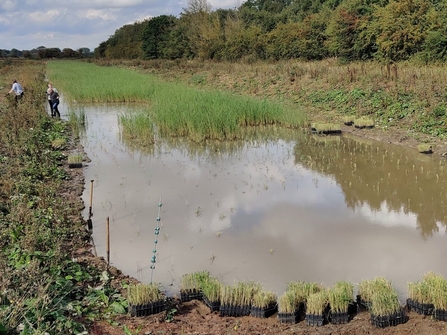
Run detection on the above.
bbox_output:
[0,0,243,51]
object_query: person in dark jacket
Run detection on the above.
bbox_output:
[48,88,60,118]
[46,83,58,116]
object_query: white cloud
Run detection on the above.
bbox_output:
[0,0,244,50]
[85,9,117,21]
[28,10,60,23]
[1,0,17,11]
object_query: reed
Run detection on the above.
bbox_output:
[342,115,355,125]
[328,281,354,313]
[252,290,277,309]
[417,144,433,153]
[127,283,163,305]
[220,281,262,306]
[306,290,329,315]
[180,271,211,292]
[286,281,323,307]
[67,154,82,164]
[354,117,375,128]
[67,108,86,138]
[278,291,296,313]
[201,276,221,303]
[119,111,155,146]
[369,287,401,317]
[313,123,341,133]
[423,272,447,310]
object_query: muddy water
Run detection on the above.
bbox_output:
[77,104,447,298]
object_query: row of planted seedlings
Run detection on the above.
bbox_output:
[407,272,447,321]
[357,277,407,328]
[277,281,355,326]
[179,271,278,318]
[129,272,447,329]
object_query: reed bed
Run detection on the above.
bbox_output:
[47,60,307,143]
[46,61,159,103]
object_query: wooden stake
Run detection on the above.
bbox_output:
[89,179,94,217]
[106,216,110,266]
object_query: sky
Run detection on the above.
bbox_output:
[0,0,244,52]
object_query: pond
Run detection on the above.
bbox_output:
[73,104,447,298]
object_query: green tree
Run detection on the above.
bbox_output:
[142,15,177,59]
[223,15,265,61]
[325,0,378,60]
[366,0,433,61]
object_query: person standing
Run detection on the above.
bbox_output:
[8,79,24,101]
[46,83,58,116]
[48,88,60,118]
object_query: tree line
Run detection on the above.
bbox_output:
[94,0,447,63]
[0,46,92,59]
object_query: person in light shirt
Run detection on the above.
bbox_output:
[8,79,24,101]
